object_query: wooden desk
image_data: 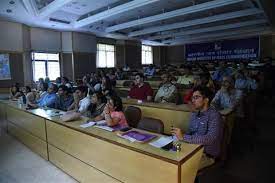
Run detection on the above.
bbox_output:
[123,98,192,134]
[0,100,203,183]
[2,101,48,160]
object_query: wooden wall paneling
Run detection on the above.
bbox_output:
[61,53,74,81]
[73,52,96,80]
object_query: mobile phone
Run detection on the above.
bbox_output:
[161,142,173,151]
[120,127,132,132]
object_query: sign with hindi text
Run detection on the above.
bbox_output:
[186,37,259,62]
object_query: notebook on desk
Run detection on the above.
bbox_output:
[118,130,157,143]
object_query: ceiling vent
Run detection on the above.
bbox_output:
[49,18,70,24]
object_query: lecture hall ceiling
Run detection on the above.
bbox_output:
[0,0,272,45]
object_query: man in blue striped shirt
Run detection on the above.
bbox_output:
[172,86,223,169]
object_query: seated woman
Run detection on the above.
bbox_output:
[101,75,115,96]
[9,83,22,100]
[154,73,177,103]
[94,95,128,127]
[88,92,107,118]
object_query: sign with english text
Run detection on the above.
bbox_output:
[186,37,259,61]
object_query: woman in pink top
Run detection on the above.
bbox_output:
[95,95,128,127]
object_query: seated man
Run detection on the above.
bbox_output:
[55,85,74,111]
[172,86,223,170]
[154,73,177,103]
[212,61,232,83]
[211,76,242,111]
[30,83,58,108]
[128,73,153,101]
[176,66,194,86]
[68,86,91,116]
[144,64,156,77]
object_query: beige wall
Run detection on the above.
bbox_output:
[30,27,61,52]
[72,32,96,53]
[62,32,73,53]
[0,21,23,52]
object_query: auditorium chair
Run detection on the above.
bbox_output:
[124,106,142,128]
[137,117,164,134]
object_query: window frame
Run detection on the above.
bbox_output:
[142,45,153,65]
[96,43,116,68]
[31,52,60,81]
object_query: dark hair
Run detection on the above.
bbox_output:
[102,76,112,91]
[58,85,69,93]
[62,76,69,83]
[110,95,123,112]
[193,86,214,103]
[94,92,107,104]
[49,83,58,93]
[76,85,88,96]
[11,83,20,95]
[25,86,31,93]
[42,82,48,92]
[135,73,144,79]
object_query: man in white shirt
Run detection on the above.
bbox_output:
[73,86,91,116]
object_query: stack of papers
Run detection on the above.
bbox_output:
[94,125,114,132]
[80,121,96,128]
[79,120,106,128]
[149,136,174,148]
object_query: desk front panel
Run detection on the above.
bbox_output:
[48,144,120,183]
[46,121,178,183]
[124,104,191,134]
[6,106,46,141]
[8,122,48,160]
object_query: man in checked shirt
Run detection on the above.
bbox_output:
[172,86,223,170]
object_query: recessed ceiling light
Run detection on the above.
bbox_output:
[9,1,15,5]
[6,9,12,13]
[82,4,87,7]
[51,25,55,27]
[72,1,77,4]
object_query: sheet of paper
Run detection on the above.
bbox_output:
[149,136,173,148]
[80,121,96,128]
[94,125,114,132]
[95,120,107,126]
[118,134,136,142]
